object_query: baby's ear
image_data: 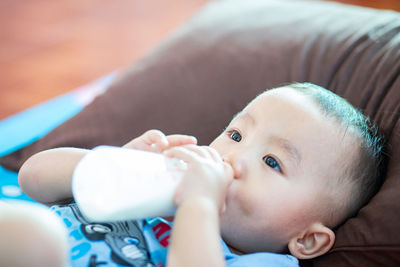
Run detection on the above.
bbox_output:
[288,222,335,260]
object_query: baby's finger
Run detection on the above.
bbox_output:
[166,135,197,148]
[124,129,168,152]
[203,146,223,163]
[164,146,200,163]
[177,145,212,159]
[143,129,169,152]
[224,162,234,181]
[173,181,184,206]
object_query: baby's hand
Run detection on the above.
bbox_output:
[123,129,197,153]
[164,145,234,213]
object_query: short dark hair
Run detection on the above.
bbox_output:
[285,82,385,226]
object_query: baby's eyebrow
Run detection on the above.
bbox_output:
[272,137,302,167]
[232,111,256,125]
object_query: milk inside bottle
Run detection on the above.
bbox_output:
[72,146,185,222]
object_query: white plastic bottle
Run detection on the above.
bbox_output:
[72,146,186,222]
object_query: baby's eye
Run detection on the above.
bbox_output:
[263,156,281,172]
[228,130,242,142]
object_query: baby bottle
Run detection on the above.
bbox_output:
[72,146,186,222]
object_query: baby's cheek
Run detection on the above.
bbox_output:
[227,183,260,217]
[271,191,319,233]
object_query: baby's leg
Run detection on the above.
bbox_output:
[0,200,69,267]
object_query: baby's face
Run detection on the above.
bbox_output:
[210,87,354,254]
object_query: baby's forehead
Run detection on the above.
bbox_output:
[246,87,322,118]
[259,87,310,102]
[243,87,359,159]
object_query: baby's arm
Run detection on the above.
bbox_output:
[19,130,197,205]
[19,147,88,204]
[164,145,233,267]
[17,130,160,204]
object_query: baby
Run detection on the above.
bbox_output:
[0,200,69,267]
[15,83,383,266]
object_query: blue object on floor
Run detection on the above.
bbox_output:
[0,73,115,201]
[0,166,32,201]
[0,93,83,157]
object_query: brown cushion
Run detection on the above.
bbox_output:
[1,0,400,265]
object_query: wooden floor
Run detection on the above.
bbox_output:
[334,0,400,10]
[1,0,399,119]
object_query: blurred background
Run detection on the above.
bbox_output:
[1,0,399,119]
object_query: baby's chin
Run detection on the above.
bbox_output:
[0,200,69,267]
